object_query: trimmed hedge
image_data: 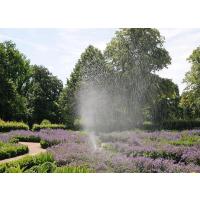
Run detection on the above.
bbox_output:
[141,120,200,131]
[161,120,200,131]
[32,124,66,131]
[0,121,29,132]
[14,135,41,143]
[0,142,28,160]
[40,140,59,149]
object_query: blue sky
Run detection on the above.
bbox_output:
[0,28,200,93]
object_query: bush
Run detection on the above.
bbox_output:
[14,135,41,143]
[73,118,82,130]
[140,122,159,131]
[0,142,28,160]
[161,120,200,130]
[140,120,200,131]
[0,121,29,132]
[32,124,66,131]
[40,140,59,149]
[0,152,54,172]
[40,119,51,125]
[25,162,57,173]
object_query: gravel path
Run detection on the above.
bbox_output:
[0,142,46,163]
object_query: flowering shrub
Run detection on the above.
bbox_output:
[1,129,200,172]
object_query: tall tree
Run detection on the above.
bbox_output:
[181,46,200,119]
[0,41,31,121]
[148,76,180,123]
[104,28,171,127]
[59,45,107,129]
[27,65,63,124]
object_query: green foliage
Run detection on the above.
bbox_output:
[5,165,23,173]
[14,135,41,142]
[41,119,51,125]
[181,46,200,119]
[27,65,63,125]
[73,118,82,130]
[170,135,200,146]
[0,152,54,172]
[161,120,200,130]
[140,122,159,131]
[0,120,29,132]
[0,41,31,121]
[54,166,93,173]
[58,45,106,130]
[40,140,59,149]
[9,138,20,144]
[0,141,28,160]
[26,162,57,173]
[32,123,66,131]
[148,78,181,123]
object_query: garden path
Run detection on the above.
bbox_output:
[0,142,46,163]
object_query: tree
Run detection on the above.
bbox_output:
[0,41,31,121]
[58,64,81,129]
[59,45,107,129]
[27,65,63,124]
[148,76,180,123]
[104,28,171,127]
[181,46,200,119]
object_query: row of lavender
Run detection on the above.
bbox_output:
[1,129,200,172]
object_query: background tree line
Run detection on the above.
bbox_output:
[0,41,63,126]
[0,28,200,130]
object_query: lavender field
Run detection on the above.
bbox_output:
[1,129,200,172]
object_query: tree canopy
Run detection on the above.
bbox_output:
[181,46,200,119]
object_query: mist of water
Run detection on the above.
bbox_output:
[77,63,155,151]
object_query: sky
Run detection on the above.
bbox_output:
[0,28,200,93]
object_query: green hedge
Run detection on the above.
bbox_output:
[40,140,59,149]
[161,120,200,130]
[0,121,29,132]
[0,142,28,160]
[14,135,41,143]
[32,124,66,131]
[141,120,200,131]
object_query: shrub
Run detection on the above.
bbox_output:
[0,142,28,160]
[5,165,23,173]
[0,152,54,172]
[32,124,66,131]
[40,119,51,125]
[9,138,19,144]
[73,118,82,130]
[161,120,200,130]
[14,135,41,143]
[140,122,159,131]
[40,140,58,149]
[25,162,57,173]
[0,121,29,132]
[40,140,59,149]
